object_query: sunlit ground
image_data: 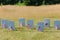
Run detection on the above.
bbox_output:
[0,5,60,40]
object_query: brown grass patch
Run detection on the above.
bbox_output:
[0,5,60,20]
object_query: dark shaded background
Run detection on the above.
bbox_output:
[0,0,60,6]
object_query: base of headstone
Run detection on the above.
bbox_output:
[27,24,30,29]
[9,26,13,31]
[37,29,40,31]
[2,25,6,28]
[55,26,58,30]
[20,24,23,28]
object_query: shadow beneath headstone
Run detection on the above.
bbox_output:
[44,26,54,29]
[43,26,60,32]
[44,30,60,33]
[14,27,36,32]
[31,27,36,30]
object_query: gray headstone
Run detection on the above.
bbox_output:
[54,20,60,30]
[19,18,25,27]
[44,18,50,27]
[37,22,44,32]
[2,19,8,28]
[27,20,34,29]
[8,21,15,30]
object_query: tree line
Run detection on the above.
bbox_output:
[0,0,60,6]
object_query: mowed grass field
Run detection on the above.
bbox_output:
[0,5,60,40]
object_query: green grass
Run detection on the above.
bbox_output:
[0,26,60,40]
[0,18,59,40]
[0,18,60,40]
[1,16,60,40]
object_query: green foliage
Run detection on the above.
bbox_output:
[45,0,60,5]
[16,2,25,6]
[22,0,43,6]
[0,0,60,6]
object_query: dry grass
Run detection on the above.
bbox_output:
[0,5,60,19]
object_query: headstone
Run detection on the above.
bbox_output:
[54,20,60,30]
[44,18,50,27]
[27,20,34,29]
[0,19,1,26]
[2,19,8,28]
[8,21,15,31]
[19,18,25,27]
[37,22,44,32]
